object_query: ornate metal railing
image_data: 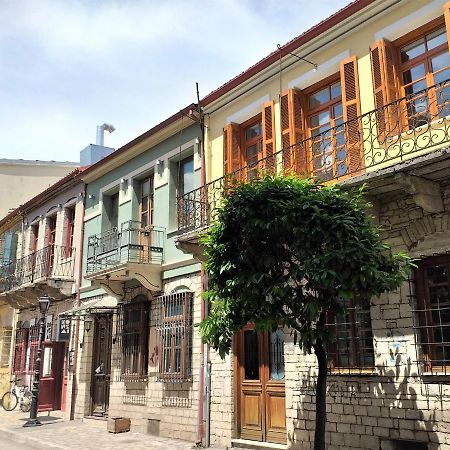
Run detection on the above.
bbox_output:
[178,79,450,233]
[0,245,76,293]
[86,220,165,274]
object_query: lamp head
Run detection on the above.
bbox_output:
[38,295,51,315]
[84,317,93,333]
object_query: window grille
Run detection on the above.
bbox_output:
[27,325,39,374]
[413,255,450,373]
[118,295,149,380]
[0,327,13,368]
[326,295,375,373]
[156,291,193,382]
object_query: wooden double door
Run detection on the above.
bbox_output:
[236,325,286,444]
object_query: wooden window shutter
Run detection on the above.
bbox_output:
[370,39,399,140]
[340,55,363,174]
[223,123,241,178]
[444,2,450,53]
[262,101,276,173]
[280,89,307,176]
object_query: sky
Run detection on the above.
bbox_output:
[0,0,350,162]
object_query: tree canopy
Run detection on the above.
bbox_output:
[199,176,413,357]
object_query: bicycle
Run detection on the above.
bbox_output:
[1,377,32,412]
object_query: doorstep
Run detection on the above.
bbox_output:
[231,438,289,450]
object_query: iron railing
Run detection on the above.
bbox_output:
[178,79,450,233]
[0,245,76,294]
[86,220,165,274]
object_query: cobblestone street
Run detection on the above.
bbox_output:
[0,410,214,450]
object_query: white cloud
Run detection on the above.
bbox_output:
[0,0,351,161]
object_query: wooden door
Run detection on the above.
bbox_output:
[91,315,112,417]
[38,341,64,412]
[236,325,286,444]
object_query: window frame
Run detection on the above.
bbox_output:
[120,295,149,379]
[177,155,194,198]
[64,206,75,257]
[326,295,375,374]
[156,291,193,382]
[240,114,263,180]
[139,175,154,229]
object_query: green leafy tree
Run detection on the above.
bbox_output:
[199,176,413,450]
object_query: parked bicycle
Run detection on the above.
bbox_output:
[1,377,32,412]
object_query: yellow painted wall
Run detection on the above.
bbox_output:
[205,0,445,184]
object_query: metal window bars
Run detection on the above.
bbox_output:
[155,291,193,383]
[177,79,450,234]
[0,327,12,368]
[86,220,165,274]
[0,245,76,293]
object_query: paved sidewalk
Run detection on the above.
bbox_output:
[0,410,217,450]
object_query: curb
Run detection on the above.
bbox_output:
[0,427,66,450]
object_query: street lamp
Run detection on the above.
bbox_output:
[23,295,51,427]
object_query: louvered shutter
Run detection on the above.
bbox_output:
[262,101,276,174]
[340,56,362,174]
[370,39,399,140]
[444,2,450,52]
[280,89,306,175]
[223,123,241,180]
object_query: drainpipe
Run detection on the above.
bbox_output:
[204,271,211,448]
[196,267,206,445]
[70,186,85,420]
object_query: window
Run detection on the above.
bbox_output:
[398,23,450,127]
[156,291,193,382]
[29,224,39,254]
[0,327,12,368]
[326,296,374,372]
[27,324,39,374]
[307,78,347,181]
[12,326,28,375]
[241,116,263,180]
[177,156,194,197]
[139,176,154,228]
[108,193,119,230]
[415,255,450,371]
[120,295,149,378]
[64,207,75,256]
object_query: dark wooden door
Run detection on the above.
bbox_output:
[38,341,64,412]
[236,325,286,444]
[91,315,112,417]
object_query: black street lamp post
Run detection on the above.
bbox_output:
[23,295,51,427]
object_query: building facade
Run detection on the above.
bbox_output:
[0,169,85,416]
[69,107,205,442]
[175,0,450,449]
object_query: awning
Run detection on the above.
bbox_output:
[59,296,118,318]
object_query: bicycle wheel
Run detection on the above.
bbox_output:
[2,391,18,411]
[19,391,32,412]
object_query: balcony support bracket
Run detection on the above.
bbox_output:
[394,173,443,213]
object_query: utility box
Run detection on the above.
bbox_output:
[107,417,130,434]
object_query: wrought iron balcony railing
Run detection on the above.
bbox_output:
[86,220,165,275]
[0,245,76,294]
[177,79,450,233]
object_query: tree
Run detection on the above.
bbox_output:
[199,176,413,450]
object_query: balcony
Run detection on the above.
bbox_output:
[177,79,450,243]
[0,245,76,308]
[86,220,165,296]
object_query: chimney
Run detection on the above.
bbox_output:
[80,123,116,166]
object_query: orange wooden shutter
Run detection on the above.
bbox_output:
[370,39,399,139]
[223,123,241,178]
[444,2,450,52]
[262,101,276,173]
[280,89,306,175]
[340,55,362,174]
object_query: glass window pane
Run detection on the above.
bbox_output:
[333,103,343,119]
[180,157,194,195]
[309,87,330,109]
[244,331,259,380]
[401,39,426,63]
[42,346,53,377]
[331,82,341,100]
[431,52,450,75]
[269,330,285,380]
[142,179,150,197]
[427,28,447,50]
[245,122,262,140]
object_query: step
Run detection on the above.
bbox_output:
[231,438,288,450]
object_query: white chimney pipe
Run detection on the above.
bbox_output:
[96,123,115,146]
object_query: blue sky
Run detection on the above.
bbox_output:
[0,0,350,162]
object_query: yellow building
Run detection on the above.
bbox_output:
[177,1,450,449]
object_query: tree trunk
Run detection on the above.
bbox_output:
[313,336,328,450]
